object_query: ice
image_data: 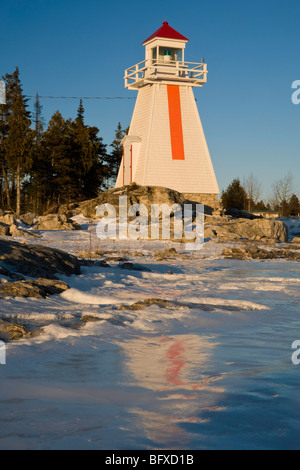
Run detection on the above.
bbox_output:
[0,218,299,449]
[60,288,122,305]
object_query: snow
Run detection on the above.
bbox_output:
[0,216,299,449]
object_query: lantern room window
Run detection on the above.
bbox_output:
[158,47,183,62]
[151,47,157,62]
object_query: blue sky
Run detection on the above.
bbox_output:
[1,0,300,199]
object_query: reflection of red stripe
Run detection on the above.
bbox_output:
[167,85,185,160]
[166,341,185,385]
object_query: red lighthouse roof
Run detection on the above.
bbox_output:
[142,21,189,44]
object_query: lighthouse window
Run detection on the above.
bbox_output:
[159,47,182,62]
[176,49,183,61]
[152,47,157,61]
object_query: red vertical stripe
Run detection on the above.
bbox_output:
[130,145,132,182]
[122,147,125,185]
[167,85,185,160]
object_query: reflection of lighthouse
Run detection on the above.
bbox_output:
[121,334,222,392]
[115,21,219,207]
[121,334,224,446]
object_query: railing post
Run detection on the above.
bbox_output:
[203,63,207,82]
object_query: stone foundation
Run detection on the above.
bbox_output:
[182,193,219,207]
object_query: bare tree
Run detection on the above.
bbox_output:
[270,172,294,213]
[243,174,262,211]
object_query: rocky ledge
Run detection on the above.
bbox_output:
[0,239,80,280]
[205,217,289,243]
[223,246,300,260]
[0,239,81,340]
[0,238,80,298]
[0,278,69,299]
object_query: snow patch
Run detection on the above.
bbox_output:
[60,288,122,305]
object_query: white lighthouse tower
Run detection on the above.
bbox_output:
[115,21,219,206]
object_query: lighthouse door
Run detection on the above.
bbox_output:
[123,144,132,185]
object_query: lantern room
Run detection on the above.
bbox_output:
[143,21,188,65]
[124,21,207,89]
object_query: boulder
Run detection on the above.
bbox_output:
[205,218,288,242]
[222,247,300,260]
[0,319,28,341]
[235,219,288,242]
[0,222,10,236]
[154,247,178,260]
[0,239,81,280]
[19,212,37,226]
[118,298,176,311]
[117,261,152,272]
[0,265,25,280]
[0,278,69,299]
[78,183,187,219]
[292,237,300,244]
[34,214,81,231]
[0,213,17,226]
[9,223,41,239]
[57,202,80,217]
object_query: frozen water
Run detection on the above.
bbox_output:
[0,217,299,449]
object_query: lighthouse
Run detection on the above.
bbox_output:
[115,21,219,206]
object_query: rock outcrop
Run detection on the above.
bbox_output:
[77,182,187,219]
[0,239,81,340]
[9,223,40,239]
[19,212,37,226]
[0,214,18,226]
[0,278,69,299]
[34,214,81,231]
[0,222,10,236]
[222,247,300,260]
[0,239,80,280]
[0,212,40,238]
[0,319,28,341]
[205,217,288,243]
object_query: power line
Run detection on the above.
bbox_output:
[25,95,135,100]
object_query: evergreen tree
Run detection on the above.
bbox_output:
[76,98,85,123]
[107,122,127,186]
[71,101,108,200]
[288,194,300,216]
[253,200,271,211]
[81,124,108,198]
[25,92,46,212]
[43,111,75,204]
[0,100,9,207]
[33,92,45,140]
[221,178,247,211]
[3,68,33,215]
[281,200,290,217]
[41,106,108,207]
